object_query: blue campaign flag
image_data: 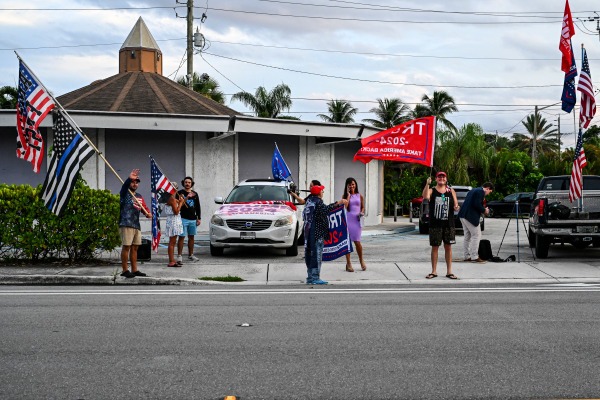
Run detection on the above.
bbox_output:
[561,41,577,113]
[272,143,292,182]
[322,205,353,261]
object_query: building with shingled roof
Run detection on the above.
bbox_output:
[0,17,384,228]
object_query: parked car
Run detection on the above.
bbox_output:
[418,185,485,234]
[209,179,300,256]
[486,192,534,217]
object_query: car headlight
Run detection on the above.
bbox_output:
[211,215,224,226]
[274,215,293,227]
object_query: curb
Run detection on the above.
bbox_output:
[0,275,211,286]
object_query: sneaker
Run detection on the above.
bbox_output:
[188,254,199,262]
[312,279,329,285]
[120,270,135,278]
[176,255,183,263]
[471,258,487,263]
[132,270,147,277]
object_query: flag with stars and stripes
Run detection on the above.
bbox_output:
[150,156,176,251]
[41,110,94,216]
[16,59,55,173]
[569,128,587,203]
[577,47,596,129]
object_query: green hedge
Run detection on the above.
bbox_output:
[0,180,121,262]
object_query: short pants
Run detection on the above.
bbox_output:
[179,218,198,237]
[119,227,142,246]
[429,226,456,246]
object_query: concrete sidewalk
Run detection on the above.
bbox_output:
[2,218,600,286]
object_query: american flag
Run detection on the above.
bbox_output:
[41,110,94,216]
[16,59,56,173]
[577,47,596,129]
[150,156,176,251]
[569,128,587,203]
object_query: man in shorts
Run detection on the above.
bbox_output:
[422,171,460,280]
[119,169,151,278]
[177,176,201,263]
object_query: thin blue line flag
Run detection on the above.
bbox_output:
[272,143,292,182]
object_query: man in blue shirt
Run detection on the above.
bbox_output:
[119,169,151,278]
[457,182,494,263]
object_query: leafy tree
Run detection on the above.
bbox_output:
[512,112,558,159]
[0,85,17,109]
[362,98,410,129]
[317,99,357,123]
[583,124,600,143]
[176,72,225,104]
[409,104,430,119]
[434,123,491,185]
[420,90,458,132]
[231,83,292,119]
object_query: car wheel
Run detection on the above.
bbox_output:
[210,243,224,256]
[418,221,429,234]
[488,208,495,218]
[286,225,299,256]
[535,234,550,258]
[527,230,535,248]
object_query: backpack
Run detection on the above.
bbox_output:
[478,239,494,260]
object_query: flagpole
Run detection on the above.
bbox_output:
[16,52,126,185]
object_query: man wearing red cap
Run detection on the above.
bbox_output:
[302,182,348,285]
[422,171,459,280]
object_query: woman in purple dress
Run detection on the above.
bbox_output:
[343,177,366,272]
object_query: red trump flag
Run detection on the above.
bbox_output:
[353,116,436,167]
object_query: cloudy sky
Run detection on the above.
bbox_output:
[1,0,599,148]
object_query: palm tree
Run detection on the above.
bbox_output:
[409,103,430,119]
[513,112,558,158]
[231,83,292,119]
[176,72,225,104]
[0,85,17,109]
[420,90,458,132]
[434,123,492,185]
[317,99,357,123]
[362,98,410,129]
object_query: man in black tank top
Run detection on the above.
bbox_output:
[422,171,459,280]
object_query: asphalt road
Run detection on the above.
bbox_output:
[1,285,599,399]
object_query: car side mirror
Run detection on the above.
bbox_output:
[214,196,224,204]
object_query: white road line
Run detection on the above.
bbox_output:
[1,287,600,296]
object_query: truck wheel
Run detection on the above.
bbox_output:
[528,230,535,247]
[535,234,550,258]
[286,225,299,256]
[419,222,429,234]
[488,208,495,218]
[210,244,224,256]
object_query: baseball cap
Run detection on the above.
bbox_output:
[436,171,447,178]
[310,185,325,195]
[132,178,141,183]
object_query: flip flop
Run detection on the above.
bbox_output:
[425,273,437,279]
[446,274,458,280]
[167,263,180,268]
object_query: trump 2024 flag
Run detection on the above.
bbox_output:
[354,116,436,167]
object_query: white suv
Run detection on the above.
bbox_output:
[209,179,300,256]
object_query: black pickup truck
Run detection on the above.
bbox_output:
[528,175,600,258]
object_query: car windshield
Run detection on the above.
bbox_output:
[505,193,518,201]
[225,185,289,203]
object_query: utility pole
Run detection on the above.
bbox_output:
[556,115,561,157]
[186,0,194,89]
[533,105,538,167]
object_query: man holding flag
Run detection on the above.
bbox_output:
[119,168,151,278]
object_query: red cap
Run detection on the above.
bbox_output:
[310,185,325,195]
[436,171,447,178]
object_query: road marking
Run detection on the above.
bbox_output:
[1,286,600,296]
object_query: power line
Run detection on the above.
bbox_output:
[204,51,563,89]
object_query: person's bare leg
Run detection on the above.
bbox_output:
[121,245,130,272]
[168,236,177,264]
[430,246,439,276]
[130,245,139,272]
[355,241,366,270]
[444,243,455,277]
[345,253,354,272]
[187,235,194,257]
[177,236,185,258]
